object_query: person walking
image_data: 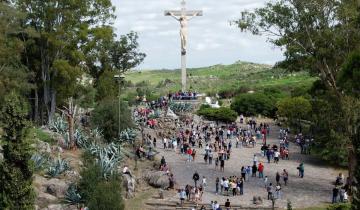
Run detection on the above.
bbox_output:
[282,169,289,186]
[193,171,200,187]
[252,164,258,177]
[298,163,304,178]
[332,187,339,203]
[220,158,225,172]
[267,183,273,200]
[225,199,231,210]
[258,162,264,178]
[276,172,281,185]
[179,189,186,207]
[215,177,220,195]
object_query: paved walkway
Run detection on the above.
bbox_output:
[153,123,344,209]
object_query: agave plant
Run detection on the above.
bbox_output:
[31,153,49,171]
[65,184,82,204]
[169,102,193,113]
[48,114,68,134]
[90,128,103,140]
[74,129,90,149]
[97,150,120,179]
[118,128,137,145]
[47,155,71,177]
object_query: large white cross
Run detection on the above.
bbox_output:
[165,0,203,92]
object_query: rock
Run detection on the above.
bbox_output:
[44,178,69,198]
[37,191,58,204]
[122,173,136,198]
[41,204,78,210]
[144,171,170,189]
[37,141,51,153]
[64,170,81,182]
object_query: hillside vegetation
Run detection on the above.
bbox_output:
[126,61,317,96]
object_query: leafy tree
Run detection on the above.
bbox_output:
[16,0,115,123]
[91,99,133,142]
[0,93,35,209]
[277,97,312,132]
[0,2,33,104]
[230,93,276,118]
[197,107,238,123]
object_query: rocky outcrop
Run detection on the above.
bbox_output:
[144,171,170,189]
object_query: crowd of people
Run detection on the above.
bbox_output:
[137,101,349,209]
[169,91,198,100]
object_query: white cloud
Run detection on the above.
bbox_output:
[112,0,284,69]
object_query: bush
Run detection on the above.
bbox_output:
[326,203,350,210]
[79,155,124,210]
[230,92,276,118]
[197,107,238,123]
[87,176,124,210]
[91,98,133,142]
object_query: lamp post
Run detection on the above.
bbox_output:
[114,74,125,140]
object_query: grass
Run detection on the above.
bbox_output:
[125,61,317,96]
[28,127,56,145]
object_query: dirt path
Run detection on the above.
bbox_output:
[152,123,344,209]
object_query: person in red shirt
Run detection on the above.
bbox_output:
[258,162,264,178]
[187,147,193,162]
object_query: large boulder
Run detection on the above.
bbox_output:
[36,191,58,205]
[36,140,51,154]
[122,174,136,198]
[44,178,69,198]
[144,171,170,189]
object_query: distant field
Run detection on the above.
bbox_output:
[126,61,317,96]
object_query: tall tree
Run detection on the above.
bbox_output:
[0,92,35,209]
[0,1,33,104]
[17,0,115,124]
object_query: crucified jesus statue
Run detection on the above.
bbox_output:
[168,11,200,55]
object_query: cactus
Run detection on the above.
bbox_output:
[31,153,49,171]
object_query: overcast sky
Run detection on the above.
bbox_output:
[112,0,284,70]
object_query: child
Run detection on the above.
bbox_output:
[264,176,268,188]
[202,176,207,188]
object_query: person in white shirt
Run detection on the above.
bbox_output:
[202,176,207,188]
[253,154,258,165]
[274,151,280,164]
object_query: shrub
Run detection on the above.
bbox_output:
[230,92,276,118]
[79,158,124,210]
[91,98,133,142]
[197,107,238,123]
[327,203,350,210]
[87,176,124,210]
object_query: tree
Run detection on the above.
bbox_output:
[197,107,238,123]
[230,93,276,118]
[277,97,312,132]
[234,0,360,199]
[17,0,115,124]
[0,93,35,209]
[0,2,33,105]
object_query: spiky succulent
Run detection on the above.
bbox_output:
[47,155,71,177]
[65,184,82,204]
[31,153,49,171]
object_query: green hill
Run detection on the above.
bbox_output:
[126,61,317,96]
